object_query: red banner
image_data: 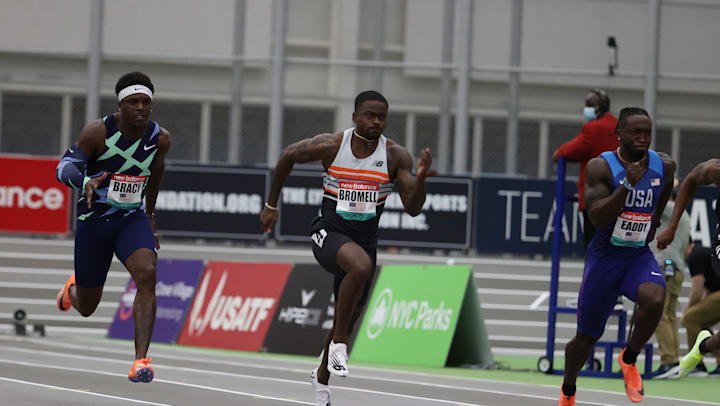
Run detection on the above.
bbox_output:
[0,156,70,234]
[177,261,292,351]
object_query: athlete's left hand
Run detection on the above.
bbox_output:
[149,217,160,249]
[260,207,278,234]
[416,147,436,180]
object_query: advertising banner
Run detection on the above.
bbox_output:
[276,171,473,249]
[0,155,70,234]
[154,165,268,239]
[686,186,718,247]
[176,261,291,352]
[107,259,205,343]
[263,264,335,356]
[351,265,471,367]
[475,177,585,257]
[474,177,719,257]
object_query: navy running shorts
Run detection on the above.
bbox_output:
[577,244,666,337]
[74,210,156,288]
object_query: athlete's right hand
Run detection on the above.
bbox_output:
[625,154,648,187]
[260,206,278,234]
[84,172,108,208]
[656,227,676,250]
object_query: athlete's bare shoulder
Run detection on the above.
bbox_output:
[157,127,171,155]
[384,138,413,180]
[76,119,107,157]
[656,151,676,182]
[585,156,612,185]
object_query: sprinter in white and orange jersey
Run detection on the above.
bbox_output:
[260,90,433,406]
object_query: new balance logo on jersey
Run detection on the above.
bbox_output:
[373,160,384,167]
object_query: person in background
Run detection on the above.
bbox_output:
[554,89,618,248]
[649,180,691,379]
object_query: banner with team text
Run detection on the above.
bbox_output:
[475,177,719,256]
[176,261,291,352]
[107,259,205,343]
[154,164,268,239]
[0,155,70,234]
[276,171,473,249]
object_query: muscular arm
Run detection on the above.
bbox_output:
[389,145,431,217]
[651,153,677,232]
[144,128,171,216]
[584,157,630,228]
[266,133,339,206]
[658,159,720,249]
[56,120,106,189]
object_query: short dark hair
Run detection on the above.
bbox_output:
[590,88,610,114]
[115,71,154,95]
[354,90,388,111]
[616,107,650,132]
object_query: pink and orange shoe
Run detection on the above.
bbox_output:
[128,357,154,383]
[56,273,75,312]
[619,348,644,403]
[558,391,575,406]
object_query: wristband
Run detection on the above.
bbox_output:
[265,202,279,211]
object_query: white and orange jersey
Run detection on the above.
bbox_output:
[322,128,395,221]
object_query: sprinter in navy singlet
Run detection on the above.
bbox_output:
[260,91,433,406]
[55,72,170,383]
[558,108,675,406]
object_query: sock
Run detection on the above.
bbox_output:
[622,347,639,365]
[562,382,576,397]
[699,337,710,355]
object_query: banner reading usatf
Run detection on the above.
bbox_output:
[0,155,70,234]
[276,171,472,249]
[176,261,291,352]
[107,259,205,343]
[351,265,471,367]
[154,164,268,240]
[263,264,335,356]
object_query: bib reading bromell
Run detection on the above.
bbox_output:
[324,128,393,221]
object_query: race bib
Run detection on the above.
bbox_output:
[335,181,378,221]
[107,174,146,209]
[610,211,652,247]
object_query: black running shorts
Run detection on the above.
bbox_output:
[310,228,377,307]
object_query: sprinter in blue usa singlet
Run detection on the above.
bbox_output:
[558,108,675,406]
[55,72,170,383]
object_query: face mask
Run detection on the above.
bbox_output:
[584,107,597,121]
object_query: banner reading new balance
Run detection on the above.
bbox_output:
[352,265,489,367]
[176,261,291,352]
[107,259,205,343]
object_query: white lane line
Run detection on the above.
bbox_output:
[0,312,114,323]
[0,358,313,405]
[0,239,586,268]
[0,342,628,406]
[0,352,482,405]
[0,375,174,406]
[10,337,712,405]
[0,266,127,278]
[529,292,550,309]
[0,281,124,292]
[0,297,118,308]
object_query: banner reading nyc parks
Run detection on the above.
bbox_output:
[351,265,471,367]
